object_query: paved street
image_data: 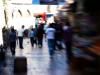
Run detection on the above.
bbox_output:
[0,38,96,75]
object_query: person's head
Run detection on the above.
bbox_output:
[40,23,44,26]
[11,28,15,32]
[49,23,54,28]
[30,25,33,28]
[3,26,6,29]
[65,20,71,26]
[10,26,14,29]
[62,21,71,30]
[30,25,33,29]
[22,25,25,29]
[12,26,14,29]
[31,28,34,31]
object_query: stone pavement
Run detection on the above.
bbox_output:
[0,38,93,75]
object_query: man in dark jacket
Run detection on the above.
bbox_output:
[9,28,17,55]
[37,23,44,48]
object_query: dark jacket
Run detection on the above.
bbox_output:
[55,25,63,40]
[37,25,44,40]
[9,31,16,42]
[63,27,73,42]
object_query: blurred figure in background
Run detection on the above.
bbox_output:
[28,26,36,48]
[63,21,73,63]
[17,25,25,49]
[2,26,9,49]
[44,23,48,41]
[37,23,44,48]
[54,22,63,50]
[24,29,29,38]
[9,28,17,55]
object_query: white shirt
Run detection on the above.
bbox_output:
[17,28,24,37]
[44,25,48,31]
[46,28,55,39]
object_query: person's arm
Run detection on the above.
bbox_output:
[28,30,31,38]
[16,30,18,39]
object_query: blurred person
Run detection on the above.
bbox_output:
[9,28,17,55]
[37,23,44,48]
[24,29,29,38]
[46,23,56,57]
[54,22,63,50]
[17,25,25,49]
[2,26,9,49]
[28,27,36,47]
[44,23,49,41]
[63,21,73,63]
[34,28,38,46]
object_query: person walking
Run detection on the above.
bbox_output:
[46,23,56,57]
[28,27,36,47]
[37,23,44,48]
[63,21,73,63]
[17,25,25,49]
[9,28,17,55]
[54,22,63,50]
[2,26,10,49]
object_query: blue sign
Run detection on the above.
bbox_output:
[47,14,53,18]
[32,0,40,4]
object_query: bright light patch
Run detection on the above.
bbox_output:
[0,3,5,45]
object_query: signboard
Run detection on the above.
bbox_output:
[11,0,40,4]
[10,0,66,5]
[11,0,32,4]
[40,0,66,5]
[32,0,40,4]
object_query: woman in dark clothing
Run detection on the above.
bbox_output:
[9,28,17,55]
[63,21,73,63]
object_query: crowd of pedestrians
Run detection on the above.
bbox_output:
[2,20,73,63]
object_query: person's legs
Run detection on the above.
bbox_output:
[10,42,13,55]
[65,42,73,62]
[51,39,55,55]
[37,38,40,46]
[48,39,52,56]
[10,42,16,55]
[19,37,23,49]
[38,38,43,48]
[30,37,34,47]
[40,39,43,47]
[48,39,55,56]
[56,41,61,50]
[18,37,21,48]
[21,37,23,48]
[12,41,16,55]
[34,37,37,46]
[58,39,63,49]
